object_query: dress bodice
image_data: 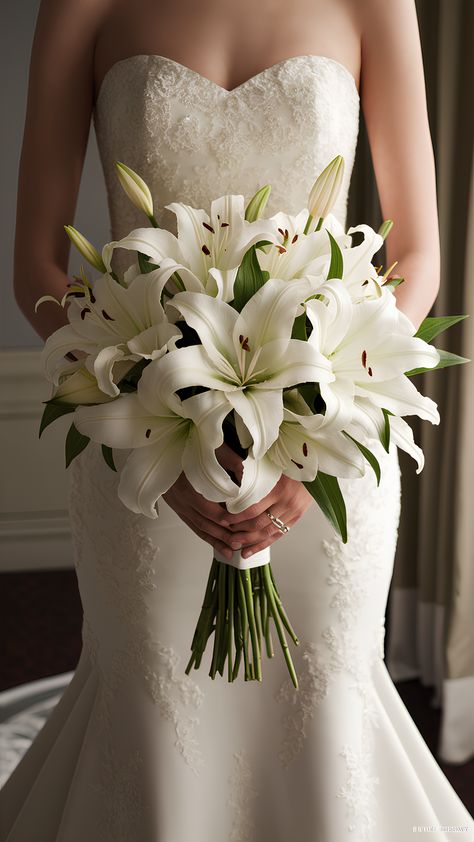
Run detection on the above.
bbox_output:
[93,53,360,239]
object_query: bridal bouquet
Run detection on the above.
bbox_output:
[36,156,469,689]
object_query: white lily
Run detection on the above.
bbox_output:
[257,210,350,282]
[40,267,182,397]
[306,279,441,432]
[102,194,277,302]
[341,224,385,300]
[226,389,366,512]
[148,278,334,460]
[74,368,239,517]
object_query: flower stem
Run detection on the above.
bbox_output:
[227,566,235,682]
[242,569,262,681]
[237,573,251,680]
[262,564,299,689]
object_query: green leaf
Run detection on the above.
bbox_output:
[404,348,471,377]
[101,444,117,472]
[383,276,405,289]
[326,230,344,280]
[232,245,269,311]
[380,408,392,453]
[65,423,90,468]
[39,400,75,438]
[414,314,468,344]
[291,312,307,341]
[343,431,381,486]
[297,383,318,412]
[137,251,158,274]
[304,472,347,543]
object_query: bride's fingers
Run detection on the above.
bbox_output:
[240,508,297,558]
[186,505,248,550]
[178,511,234,560]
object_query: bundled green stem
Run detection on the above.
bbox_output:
[185,559,299,688]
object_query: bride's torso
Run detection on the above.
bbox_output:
[91,0,361,239]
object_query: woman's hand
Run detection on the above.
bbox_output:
[161,442,246,560]
[225,475,315,558]
[163,442,314,560]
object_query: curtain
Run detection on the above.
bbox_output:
[347,0,474,764]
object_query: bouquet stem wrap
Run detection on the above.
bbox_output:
[185,549,300,688]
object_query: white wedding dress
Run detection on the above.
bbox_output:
[1,54,473,842]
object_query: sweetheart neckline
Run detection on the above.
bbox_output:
[94,52,360,108]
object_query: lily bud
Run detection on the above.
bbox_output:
[115,161,157,225]
[54,367,113,406]
[245,185,271,222]
[308,155,345,221]
[64,226,107,273]
[378,219,394,241]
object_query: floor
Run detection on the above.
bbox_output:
[0,569,473,814]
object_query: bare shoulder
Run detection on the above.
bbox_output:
[32,0,113,76]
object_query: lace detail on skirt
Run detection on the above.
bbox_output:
[226,748,259,842]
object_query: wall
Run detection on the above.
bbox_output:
[0,2,109,570]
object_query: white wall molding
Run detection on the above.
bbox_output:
[0,349,74,571]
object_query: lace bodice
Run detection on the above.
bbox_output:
[93,53,360,240]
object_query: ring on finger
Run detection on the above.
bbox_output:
[266,510,290,534]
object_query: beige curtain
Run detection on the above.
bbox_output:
[347,0,474,764]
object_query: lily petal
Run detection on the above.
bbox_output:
[169,291,238,375]
[226,388,283,459]
[93,344,139,397]
[102,227,182,273]
[253,338,334,389]
[181,391,239,500]
[355,375,440,424]
[74,392,183,448]
[235,278,313,351]
[118,428,188,518]
[389,415,425,473]
[40,324,101,385]
[138,346,235,415]
[226,453,282,513]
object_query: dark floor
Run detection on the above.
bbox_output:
[0,570,473,814]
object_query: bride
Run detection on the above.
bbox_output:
[2,0,473,839]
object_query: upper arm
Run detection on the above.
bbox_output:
[14,0,109,299]
[359,0,440,279]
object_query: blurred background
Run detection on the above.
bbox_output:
[0,0,473,810]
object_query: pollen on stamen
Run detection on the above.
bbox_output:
[292,234,298,244]
[203,222,215,233]
[362,280,369,286]
[284,229,289,240]
[89,291,96,303]
[102,309,115,320]
[368,366,373,377]
[291,459,304,469]
[145,428,152,438]
[202,244,211,255]
[302,442,308,457]
[239,334,250,352]
[221,222,229,228]
[361,350,367,368]
[278,227,285,237]
[276,246,287,255]
[80,308,91,320]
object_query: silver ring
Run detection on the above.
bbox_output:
[266,510,290,534]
